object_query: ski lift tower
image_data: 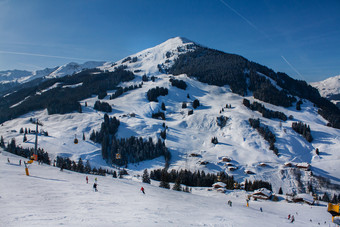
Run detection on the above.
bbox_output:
[25,119,43,176]
[33,119,43,161]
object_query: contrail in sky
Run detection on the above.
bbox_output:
[218,0,271,40]
[281,56,306,81]
[219,0,258,31]
[219,0,305,79]
[0,50,99,62]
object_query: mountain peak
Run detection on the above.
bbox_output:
[163,36,195,45]
[311,74,340,98]
[108,36,197,75]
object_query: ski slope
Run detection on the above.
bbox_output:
[0,150,332,226]
[0,37,339,196]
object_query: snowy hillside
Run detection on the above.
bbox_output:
[0,151,333,226]
[0,61,105,84]
[311,75,340,99]
[0,37,339,198]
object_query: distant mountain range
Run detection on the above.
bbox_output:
[0,37,339,196]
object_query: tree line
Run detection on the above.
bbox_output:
[292,122,313,142]
[243,99,287,121]
[249,118,278,156]
[90,114,171,167]
[244,179,273,191]
[147,87,168,102]
[1,136,50,165]
[110,83,142,99]
[169,78,187,90]
[149,168,236,188]
[94,101,112,113]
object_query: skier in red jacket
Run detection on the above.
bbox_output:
[141,187,145,194]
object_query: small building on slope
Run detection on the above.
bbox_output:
[252,188,272,200]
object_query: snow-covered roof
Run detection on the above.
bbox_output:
[253,188,272,198]
[296,162,310,168]
[212,182,226,188]
[294,194,314,204]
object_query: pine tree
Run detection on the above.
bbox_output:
[113,171,117,178]
[278,187,283,194]
[77,158,84,173]
[322,192,330,202]
[172,177,182,191]
[159,170,170,189]
[23,134,27,142]
[142,169,151,184]
[193,99,200,109]
[83,132,86,141]
[85,160,91,173]
[331,194,338,204]
[0,136,4,147]
[161,102,166,111]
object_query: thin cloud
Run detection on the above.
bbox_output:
[0,50,100,62]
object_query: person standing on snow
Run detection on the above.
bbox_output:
[95,177,97,183]
[93,183,98,192]
[86,176,88,184]
[141,187,145,194]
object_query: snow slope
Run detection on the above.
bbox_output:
[0,37,339,196]
[0,150,332,226]
[311,75,340,98]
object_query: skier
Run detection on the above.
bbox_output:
[288,214,291,220]
[86,176,88,184]
[141,186,145,194]
[19,160,21,166]
[93,183,98,192]
[260,207,263,212]
[7,158,10,163]
[95,177,97,183]
[291,215,295,223]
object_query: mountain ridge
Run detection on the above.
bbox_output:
[0,37,339,196]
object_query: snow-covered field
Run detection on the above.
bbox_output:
[0,37,339,196]
[0,150,333,226]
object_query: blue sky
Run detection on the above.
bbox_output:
[0,0,339,82]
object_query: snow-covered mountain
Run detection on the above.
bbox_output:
[0,61,105,84]
[0,37,339,198]
[311,75,340,98]
[311,75,340,108]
